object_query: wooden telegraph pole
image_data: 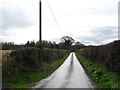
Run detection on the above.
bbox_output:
[39,0,42,43]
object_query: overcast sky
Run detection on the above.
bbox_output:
[1,0,119,45]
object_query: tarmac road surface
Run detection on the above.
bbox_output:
[32,53,93,88]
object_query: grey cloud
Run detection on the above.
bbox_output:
[91,26,118,35]
[88,7,117,16]
[76,26,118,45]
[1,7,34,30]
[66,7,117,17]
[90,26,117,44]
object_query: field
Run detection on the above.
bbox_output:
[1,50,13,62]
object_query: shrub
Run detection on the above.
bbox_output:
[3,47,68,77]
[78,40,120,73]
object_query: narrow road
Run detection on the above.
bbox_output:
[32,53,93,88]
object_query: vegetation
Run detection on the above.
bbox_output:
[3,53,69,88]
[75,40,120,88]
[60,36,75,49]
[2,37,120,88]
[75,53,120,88]
[2,47,69,88]
[1,42,24,50]
[1,50,13,62]
[79,40,120,73]
[1,36,85,50]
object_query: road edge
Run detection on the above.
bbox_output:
[75,52,97,88]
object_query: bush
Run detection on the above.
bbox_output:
[78,40,120,73]
[2,47,68,77]
[75,53,120,88]
[107,40,120,72]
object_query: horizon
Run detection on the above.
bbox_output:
[1,0,119,45]
[1,39,119,47]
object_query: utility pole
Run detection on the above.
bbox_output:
[39,0,42,43]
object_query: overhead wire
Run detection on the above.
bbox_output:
[45,0,87,45]
[45,0,81,43]
[46,0,63,36]
[46,0,80,40]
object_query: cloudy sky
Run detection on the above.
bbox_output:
[1,0,119,45]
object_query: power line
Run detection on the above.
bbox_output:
[45,0,80,41]
[46,0,63,36]
[45,0,85,44]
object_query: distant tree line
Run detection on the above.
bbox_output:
[1,42,24,50]
[1,36,85,50]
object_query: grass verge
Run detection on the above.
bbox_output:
[3,53,70,88]
[75,53,120,88]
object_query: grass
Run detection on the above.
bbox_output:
[75,53,120,88]
[3,53,70,88]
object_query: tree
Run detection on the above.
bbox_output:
[26,41,30,46]
[61,36,74,49]
[75,41,84,46]
[25,41,35,47]
[58,42,64,49]
[30,41,35,47]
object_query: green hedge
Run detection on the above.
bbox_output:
[75,53,120,88]
[2,48,68,77]
[78,40,120,73]
[3,53,70,88]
